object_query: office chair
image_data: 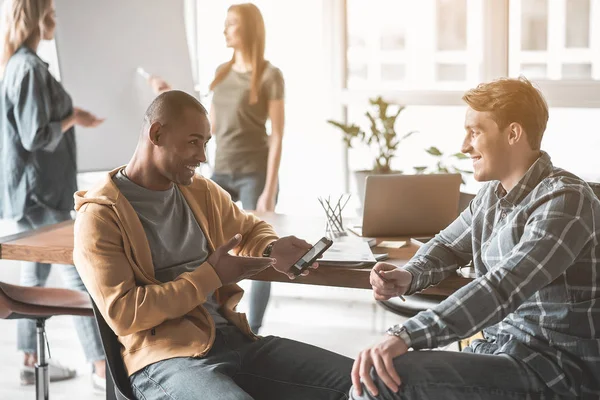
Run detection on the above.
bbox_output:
[0,280,93,400]
[91,301,135,400]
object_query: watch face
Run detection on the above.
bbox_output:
[387,325,404,335]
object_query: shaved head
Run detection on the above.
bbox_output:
[144,90,208,127]
[126,90,212,190]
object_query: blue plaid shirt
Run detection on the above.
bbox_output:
[402,152,600,398]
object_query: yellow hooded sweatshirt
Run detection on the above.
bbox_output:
[73,168,278,376]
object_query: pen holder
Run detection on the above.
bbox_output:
[318,194,351,239]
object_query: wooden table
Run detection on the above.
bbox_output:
[0,212,471,296]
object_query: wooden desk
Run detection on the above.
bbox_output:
[0,213,471,296]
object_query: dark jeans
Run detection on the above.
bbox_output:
[349,350,566,400]
[211,172,277,333]
[130,326,353,400]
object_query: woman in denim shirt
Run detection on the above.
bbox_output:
[0,0,106,390]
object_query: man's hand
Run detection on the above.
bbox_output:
[370,262,412,300]
[148,75,172,95]
[208,234,276,286]
[73,107,105,128]
[270,236,319,279]
[352,335,408,397]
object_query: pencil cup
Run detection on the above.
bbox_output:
[318,194,351,239]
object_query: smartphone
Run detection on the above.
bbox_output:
[290,237,334,276]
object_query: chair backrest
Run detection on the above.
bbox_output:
[91,301,135,400]
[458,192,476,214]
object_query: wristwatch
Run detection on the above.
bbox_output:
[262,241,276,257]
[386,324,412,348]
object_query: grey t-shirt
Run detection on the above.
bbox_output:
[113,169,229,328]
[211,61,284,174]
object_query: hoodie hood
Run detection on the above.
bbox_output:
[74,167,124,211]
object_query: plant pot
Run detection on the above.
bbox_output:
[354,170,402,208]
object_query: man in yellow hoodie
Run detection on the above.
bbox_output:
[73,90,352,399]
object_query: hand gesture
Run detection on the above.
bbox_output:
[73,107,104,128]
[270,236,319,279]
[208,234,276,286]
[370,262,412,301]
[148,75,172,95]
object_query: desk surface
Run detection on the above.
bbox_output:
[0,212,471,296]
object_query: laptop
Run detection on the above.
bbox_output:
[362,174,462,237]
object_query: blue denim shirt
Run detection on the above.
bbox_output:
[0,46,77,220]
[402,152,600,398]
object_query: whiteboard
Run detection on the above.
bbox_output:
[54,0,195,172]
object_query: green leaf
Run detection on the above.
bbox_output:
[451,152,469,160]
[413,166,428,174]
[426,146,443,156]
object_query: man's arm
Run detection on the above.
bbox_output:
[402,191,480,295]
[73,210,222,337]
[207,179,279,257]
[402,189,596,349]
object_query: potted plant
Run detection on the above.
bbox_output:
[327,96,416,204]
[413,146,473,184]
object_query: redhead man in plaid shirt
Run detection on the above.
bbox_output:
[350,77,600,400]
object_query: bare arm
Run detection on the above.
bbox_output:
[209,102,216,134]
[257,99,284,212]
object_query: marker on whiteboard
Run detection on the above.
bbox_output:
[136,67,150,80]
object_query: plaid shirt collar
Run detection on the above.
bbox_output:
[494,151,553,206]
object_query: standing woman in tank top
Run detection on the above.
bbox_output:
[209,3,285,334]
[145,3,285,334]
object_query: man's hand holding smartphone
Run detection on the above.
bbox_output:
[269,236,324,279]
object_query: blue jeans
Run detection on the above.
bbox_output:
[211,172,276,333]
[16,203,104,363]
[349,350,566,400]
[130,325,352,400]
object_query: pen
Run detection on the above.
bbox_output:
[375,269,406,302]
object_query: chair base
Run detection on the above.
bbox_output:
[35,319,49,400]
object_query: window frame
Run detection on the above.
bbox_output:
[337,0,600,108]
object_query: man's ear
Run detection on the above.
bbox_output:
[507,122,525,146]
[148,121,162,146]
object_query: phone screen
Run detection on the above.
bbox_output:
[291,237,333,276]
[300,240,329,263]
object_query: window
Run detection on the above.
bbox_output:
[340,0,600,195]
[509,0,600,81]
[343,0,600,107]
[346,0,483,91]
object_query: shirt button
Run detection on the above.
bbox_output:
[500,212,506,219]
